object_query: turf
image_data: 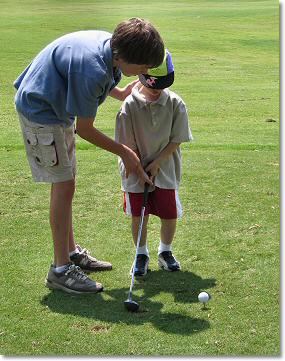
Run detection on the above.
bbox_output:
[0,0,279,356]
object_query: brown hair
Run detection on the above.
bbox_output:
[111,18,164,68]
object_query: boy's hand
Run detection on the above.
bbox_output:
[145,143,180,182]
[121,79,140,100]
[121,145,153,185]
[109,79,140,101]
[145,160,160,182]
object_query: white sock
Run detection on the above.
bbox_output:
[54,264,70,273]
[69,247,80,257]
[158,241,171,255]
[137,245,149,257]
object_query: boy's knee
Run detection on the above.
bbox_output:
[65,180,76,196]
[52,179,75,199]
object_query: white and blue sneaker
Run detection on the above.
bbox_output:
[158,251,181,271]
[130,254,150,277]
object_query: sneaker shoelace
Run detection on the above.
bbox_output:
[79,248,97,262]
[162,251,176,264]
[78,247,88,255]
[65,264,88,281]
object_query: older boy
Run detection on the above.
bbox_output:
[115,50,193,277]
[14,18,164,294]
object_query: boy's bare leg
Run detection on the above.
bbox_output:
[131,215,149,247]
[66,186,112,272]
[47,179,103,294]
[160,218,177,245]
[50,179,75,267]
[68,208,77,253]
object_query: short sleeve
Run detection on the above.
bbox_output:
[170,100,193,143]
[115,103,137,151]
[66,72,103,118]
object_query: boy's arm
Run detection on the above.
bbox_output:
[109,79,139,101]
[76,116,151,184]
[145,142,180,180]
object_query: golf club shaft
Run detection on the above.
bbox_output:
[128,183,149,297]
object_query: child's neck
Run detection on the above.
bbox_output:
[138,85,162,102]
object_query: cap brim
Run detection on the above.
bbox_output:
[139,72,174,89]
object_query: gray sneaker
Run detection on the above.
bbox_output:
[45,263,103,294]
[70,245,112,273]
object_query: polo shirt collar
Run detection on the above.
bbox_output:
[103,39,113,73]
[103,38,121,90]
[132,85,169,108]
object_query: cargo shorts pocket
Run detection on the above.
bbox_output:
[25,131,58,167]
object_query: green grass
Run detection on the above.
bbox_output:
[0,0,279,356]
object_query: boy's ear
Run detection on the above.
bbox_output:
[114,56,121,63]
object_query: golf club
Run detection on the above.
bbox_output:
[124,181,150,312]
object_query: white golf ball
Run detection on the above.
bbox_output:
[198,291,210,303]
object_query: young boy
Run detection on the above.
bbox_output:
[14,18,164,294]
[115,50,193,277]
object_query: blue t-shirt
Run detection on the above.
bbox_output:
[14,31,121,127]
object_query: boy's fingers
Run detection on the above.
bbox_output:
[141,170,153,185]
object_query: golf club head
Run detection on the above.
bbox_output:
[124,299,139,312]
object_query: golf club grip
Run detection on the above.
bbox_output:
[143,182,150,207]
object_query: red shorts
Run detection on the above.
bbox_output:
[124,187,182,219]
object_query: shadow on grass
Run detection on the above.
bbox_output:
[41,270,216,335]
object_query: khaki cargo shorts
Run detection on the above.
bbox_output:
[18,112,76,183]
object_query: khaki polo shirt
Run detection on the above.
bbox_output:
[115,85,193,193]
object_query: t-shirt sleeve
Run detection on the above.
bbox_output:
[115,103,137,151]
[66,72,103,118]
[170,100,193,143]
